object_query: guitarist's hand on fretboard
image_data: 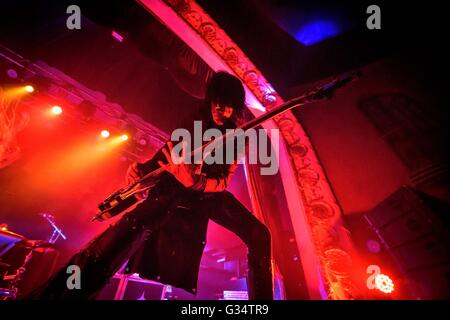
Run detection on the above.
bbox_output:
[157,141,199,188]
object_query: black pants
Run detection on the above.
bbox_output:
[25,186,273,300]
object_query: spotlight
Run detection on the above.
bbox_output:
[24,85,34,93]
[111,31,124,42]
[6,69,18,79]
[100,130,110,138]
[375,274,395,294]
[51,105,63,115]
[121,134,129,141]
[366,240,381,253]
[137,136,148,146]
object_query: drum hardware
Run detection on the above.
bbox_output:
[0,214,65,299]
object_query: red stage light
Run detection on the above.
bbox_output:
[51,106,63,115]
[375,274,395,294]
[121,134,129,141]
[100,130,110,138]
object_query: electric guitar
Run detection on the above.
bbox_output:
[92,72,360,222]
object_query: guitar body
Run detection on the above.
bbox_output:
[93,156,163,221]
[96,194,140,221]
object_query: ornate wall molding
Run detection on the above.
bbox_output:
[152,0,359,299]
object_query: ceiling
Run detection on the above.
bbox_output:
[1,0,434,127]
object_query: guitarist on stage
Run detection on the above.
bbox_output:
[26,72,273,300]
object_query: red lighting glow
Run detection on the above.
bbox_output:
[375,274,395,294]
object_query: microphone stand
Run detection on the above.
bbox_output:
[39,213,67,244]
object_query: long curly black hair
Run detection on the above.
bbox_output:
[201,71,246,123]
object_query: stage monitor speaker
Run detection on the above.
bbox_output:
[96,273,166,300]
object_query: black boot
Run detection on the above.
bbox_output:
[247,254,273,300]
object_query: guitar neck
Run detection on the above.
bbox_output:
[239,95,309,131]
[137,91,313,181]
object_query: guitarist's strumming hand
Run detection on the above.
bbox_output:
[158,141,199,188]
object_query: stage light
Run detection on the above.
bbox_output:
[121,134,129,141]
[6,69,18,79]
[2,84,35,97]
[136,133,149,146]
[375,274,395,294]
[51,105,63,115]
[366,239,381,253]
[100,130,110,138]
[24,85,34,93]
[112,30,124,42]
